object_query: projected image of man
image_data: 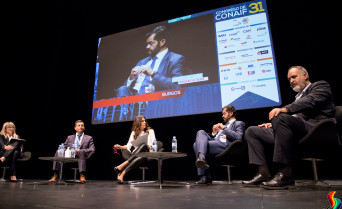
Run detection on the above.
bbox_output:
[116,26,185,97]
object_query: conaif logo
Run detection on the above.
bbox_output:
[328,191,341,209]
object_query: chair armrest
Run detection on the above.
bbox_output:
[17,151,32,162]
[297,118,337,145]
[215,140,243,159]
[121,150,131,160]
[87,151,95,160]
[157,141,163,151]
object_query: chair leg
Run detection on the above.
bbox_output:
[73,168,79,181]
[212,165,234,184]
[127,167,149,184]
[63,168,80,183]
[140,167,148,181]
[227,165,232,185]
[311,158,319,181]
[1,167,9,182]
[296,158,330,187]
[311,158,330,187]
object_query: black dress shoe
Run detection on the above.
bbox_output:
[195,176,212,186]
[116,179,124,184]
[260,172,295,190]
[242,174,271,187]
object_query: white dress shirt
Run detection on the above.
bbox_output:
[75,132,84,147]
[295,82,311,101]
[125,129,156,153]
[126,48,169,91]
[213,119,236,140]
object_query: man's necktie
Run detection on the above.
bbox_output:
[76,134,81,149]
[150,56,157,70]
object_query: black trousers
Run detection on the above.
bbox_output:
[245,114,311,166]
[0,141,21,176]
[123,144,148,174]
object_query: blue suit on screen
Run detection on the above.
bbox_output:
[117,51,185,97]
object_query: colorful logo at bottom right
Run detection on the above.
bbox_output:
[328,192,341,209]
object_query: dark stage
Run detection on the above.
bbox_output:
[1,180,342,209]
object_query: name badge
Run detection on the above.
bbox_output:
[220,135,227,143]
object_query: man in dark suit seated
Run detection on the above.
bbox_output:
[193,105,246,185]
[49,120,95,183]
[116,26,185,116]
[242,66,335,190]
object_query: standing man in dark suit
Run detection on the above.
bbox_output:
[116,26,185,116]
[193,105,246,185]
[49,120,95,183]
[242,66,335,189]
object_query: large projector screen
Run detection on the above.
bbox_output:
[92,0,281,124]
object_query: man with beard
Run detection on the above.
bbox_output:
[193,105,246,185]
[242,66,335,190]
[116,26,185,98]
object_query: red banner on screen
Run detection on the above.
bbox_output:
[93,88,186,108]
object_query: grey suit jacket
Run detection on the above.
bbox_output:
[64,134,95,155]
[284,80,335,126]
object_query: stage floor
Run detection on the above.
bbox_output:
[1,180,342,209]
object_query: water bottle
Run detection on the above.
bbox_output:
[65,147,71,158]
[172,136,177,153]
[60,144,65,157]
[57,145,61,157]
[152,139,158,152]
[57,144,63,157]
[70,144,76,158]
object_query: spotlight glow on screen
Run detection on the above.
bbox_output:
[92,0,281,124]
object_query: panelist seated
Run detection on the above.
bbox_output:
[0,122,23,182]
[242,66,335,190]
[49,120,95,183]
[113,116,155,184]
[193,105,246,185]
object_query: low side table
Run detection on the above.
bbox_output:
[36,157,79,185]
[130,152,189,189]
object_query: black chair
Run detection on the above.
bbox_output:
[214,140,248,184]
[0,151,32,182]
[68,151,95,183]
[296,106,342,187]
[121,141,164,181]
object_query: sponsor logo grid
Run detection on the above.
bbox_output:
[215,1,278,104]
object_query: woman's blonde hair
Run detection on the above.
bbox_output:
[0,121,19,139]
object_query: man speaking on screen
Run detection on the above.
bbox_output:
[116,26,185,97]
